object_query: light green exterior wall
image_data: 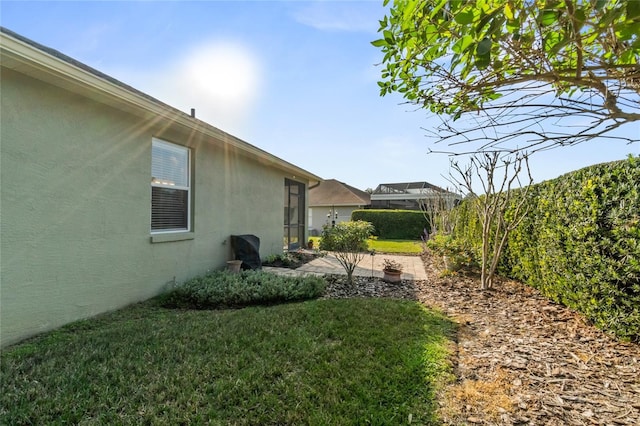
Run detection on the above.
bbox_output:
[0,68,309,348]
[309,206,362,235]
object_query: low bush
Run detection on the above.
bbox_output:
[319,220,374,283]
[159,270,326,309]
[426,234,476,270]
[351,209,428,239]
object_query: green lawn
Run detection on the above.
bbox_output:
[310,237,423,254]
[368,238,423,254]
[1,298,455,424]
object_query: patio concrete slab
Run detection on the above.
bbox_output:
[263,253,427,281]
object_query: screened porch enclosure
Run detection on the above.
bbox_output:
[370,181,462,210]
[284,178,306,250]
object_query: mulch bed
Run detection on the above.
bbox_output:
[261,250,320,269]
[322,253,640,425]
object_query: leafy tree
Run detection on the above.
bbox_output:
[373,0,640,152]
[319,221,375,284]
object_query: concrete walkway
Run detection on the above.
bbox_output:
[263,253,427,281]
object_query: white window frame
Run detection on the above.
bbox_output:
[151,138,191,234]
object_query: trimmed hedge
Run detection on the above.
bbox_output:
[351,209,428,239]
[159,270,326,310]
[451,157,640,341]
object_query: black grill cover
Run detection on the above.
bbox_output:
[230,235,262,270]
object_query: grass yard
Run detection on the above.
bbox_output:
[368,238,423,254]
[1,298,455,424]
[310,237,423,254]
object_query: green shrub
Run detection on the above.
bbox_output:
[448,156,640,341]
[351,209,428,239]
[426,234,476,270]
[504,157,640,341]
[450,197,482,261]
[319,220,374,283]
[159,270,326,309]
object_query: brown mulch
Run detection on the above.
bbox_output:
[262,249,320,269]
[322,253,640,425]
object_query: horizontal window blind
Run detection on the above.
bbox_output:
[151,187,188,231]
[151,138,190,232]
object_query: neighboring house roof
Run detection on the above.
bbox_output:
[309,179,370,207]
[371,181,460,201]
[0,26,322,185]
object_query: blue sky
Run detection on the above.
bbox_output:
[2,0,638,192]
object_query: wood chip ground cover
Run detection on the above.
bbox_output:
[323,253,639,425]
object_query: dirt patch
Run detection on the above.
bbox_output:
[323,253,640,425]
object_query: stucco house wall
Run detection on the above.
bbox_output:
[0,29,319,348]
[309,206,362,234]
[308,179,370,235]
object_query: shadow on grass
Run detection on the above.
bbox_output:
[1,299,456,424]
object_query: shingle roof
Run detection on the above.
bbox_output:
[309,179,370,207]
[0,26,167,110]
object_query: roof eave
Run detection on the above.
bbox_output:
[0,27,322,184]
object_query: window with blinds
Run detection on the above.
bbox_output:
[151,138,190,232]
